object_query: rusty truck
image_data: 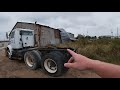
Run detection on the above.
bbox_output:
[5,22,74,77]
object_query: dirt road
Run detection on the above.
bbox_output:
[0,48,100,78]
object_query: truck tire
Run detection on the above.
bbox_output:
[24,50,41,70]
[41,51,68,77]
[53,51,69,73]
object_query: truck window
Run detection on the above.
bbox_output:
[10,31,15,38]
[20,31,33,36]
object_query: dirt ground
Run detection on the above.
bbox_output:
[0,48,101,78]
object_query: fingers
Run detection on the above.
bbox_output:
[68,57,74,63]
[64,63,75,68]
[67,49,76,57]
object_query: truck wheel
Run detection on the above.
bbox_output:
[41,51,68,77]
[24,50,41,70]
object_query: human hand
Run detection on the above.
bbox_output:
[64,49,93,70]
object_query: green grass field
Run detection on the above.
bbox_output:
[58,38,120,65]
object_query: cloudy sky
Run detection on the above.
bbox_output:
[0,12,120,40]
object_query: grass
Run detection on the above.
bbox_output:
[58,38,120,65]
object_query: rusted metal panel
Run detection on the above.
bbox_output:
[38,26,41,47]
[55,38,61,44]
[13,22,36,30]
[40,26,56,47]
[34,25,39,47]
[54,29,61,39]
[54,29,62,44]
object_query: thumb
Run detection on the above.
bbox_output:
[64,63,75,68]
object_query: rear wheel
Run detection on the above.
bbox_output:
[41,51,68,77]
[44,58,58,74]
[24,50,41,70]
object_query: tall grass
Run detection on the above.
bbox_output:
[58,38,120,64]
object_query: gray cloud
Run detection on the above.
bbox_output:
[0,15,11,24]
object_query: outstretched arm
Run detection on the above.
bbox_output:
[64,49,120,78]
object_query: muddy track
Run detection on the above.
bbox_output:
[0,48,100,78]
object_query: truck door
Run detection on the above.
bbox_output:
[9,31,15,48]
[21,30,34,47]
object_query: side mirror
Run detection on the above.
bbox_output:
[20,31,22,35]
[6,32,9,39]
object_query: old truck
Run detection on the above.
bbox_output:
[5,22,73,77]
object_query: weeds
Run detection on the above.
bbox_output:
[58,38,120,64]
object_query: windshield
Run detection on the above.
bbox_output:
[20,30,33,35]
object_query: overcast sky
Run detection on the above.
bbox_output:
[0,12,120,40]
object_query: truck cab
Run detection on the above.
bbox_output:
[9,28,34,49]
[6,28,34,59]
